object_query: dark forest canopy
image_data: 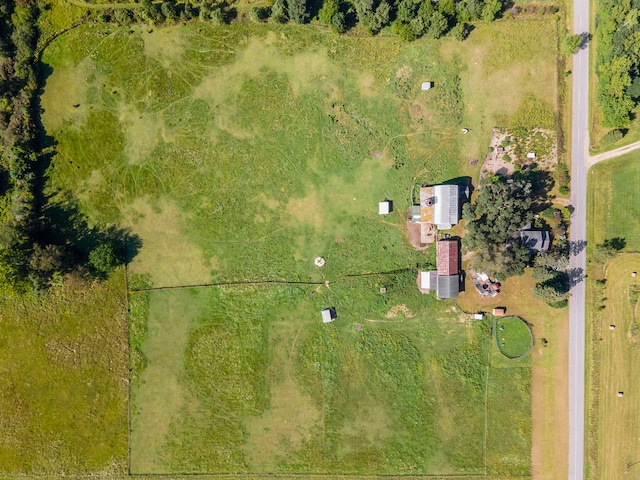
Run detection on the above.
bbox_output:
[0,2,138,294]
[103,0,532,41]
[595,0,640,128]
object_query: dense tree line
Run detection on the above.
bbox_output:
[595,0,640,128]
[305,0,503,38]
[463,176,534,280]
[0,1,137,294]
[103,0,512,41]
[463,172,567,295]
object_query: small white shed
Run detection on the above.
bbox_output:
[527,152,536,159]
[378,200,391,215]
[321,307,337,323]
[421,81,434,90]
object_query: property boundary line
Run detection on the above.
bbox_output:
[130,280,325,293]
[0,475,533,479]
[484,343,491,479]
[124,263,132,476]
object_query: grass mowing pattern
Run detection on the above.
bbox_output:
[495,317,533,360]
[127,282,531,475]
[40,23,466,288]
[36,20,551,476]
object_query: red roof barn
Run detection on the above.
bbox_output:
[437,239,459,276]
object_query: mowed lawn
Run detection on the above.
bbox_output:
[590,255,640,480]
[588,153,640,478]
[38,18,557,476]
[495,316,533,360]
[128,280,529,474]
[588,153,640,251]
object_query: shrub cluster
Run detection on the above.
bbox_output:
[595,0,640,128]
[0,1,138,293]
[104,0,509,42]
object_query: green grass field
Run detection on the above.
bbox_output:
[587,255,640,480]
[588,153,640,251]
[0,273,128,474]
[34,17,558,476]
[587,151,640,479]
[126,283,530,474]
[495,317,534,359]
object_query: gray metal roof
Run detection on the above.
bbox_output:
[520,230,550,253]
[437,274,460,298]
[433,185,460,230]
[420,270,438,290]
[411,205,422,223]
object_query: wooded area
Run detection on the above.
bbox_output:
[595,0,640,128]
[100,0,528,41]
[0,2,135,294]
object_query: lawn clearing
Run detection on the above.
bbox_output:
[37,17,559,477]
[458,268,569,480]
[129,279,530,475]
[495,316,534,359]
[588,254,640,480]
[588,153,640,251]
[0,273,128,475]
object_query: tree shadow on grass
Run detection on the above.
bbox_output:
[34,193,142,283]
[27,61,142,288]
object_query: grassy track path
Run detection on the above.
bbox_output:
[64,0,138,9]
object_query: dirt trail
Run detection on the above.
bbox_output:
[588,140,640,168]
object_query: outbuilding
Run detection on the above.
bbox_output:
[378,200,392,215]
[321,307,337,323]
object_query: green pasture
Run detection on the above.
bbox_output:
[40,20,558,289]
[588,153,640,251]
[495,316,534,360]
[128,280,530,474]
[0,274,128,474]
[35,17,557,476]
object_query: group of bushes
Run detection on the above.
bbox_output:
[0,2,135,294]
[595,0,640,128]
[100,0,514,41]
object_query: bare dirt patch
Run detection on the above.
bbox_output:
[406,216,428,251]
[130,290,203,474]
[118,104,164,165]
[385,304,415,319]
[245,367,320,470]
[41,57,94,131]
[481,127,557,181]
[357,73,376,97]
[141,27,185,69]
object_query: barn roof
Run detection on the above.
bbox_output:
[432,184,460,230]
[437,239,459,276]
